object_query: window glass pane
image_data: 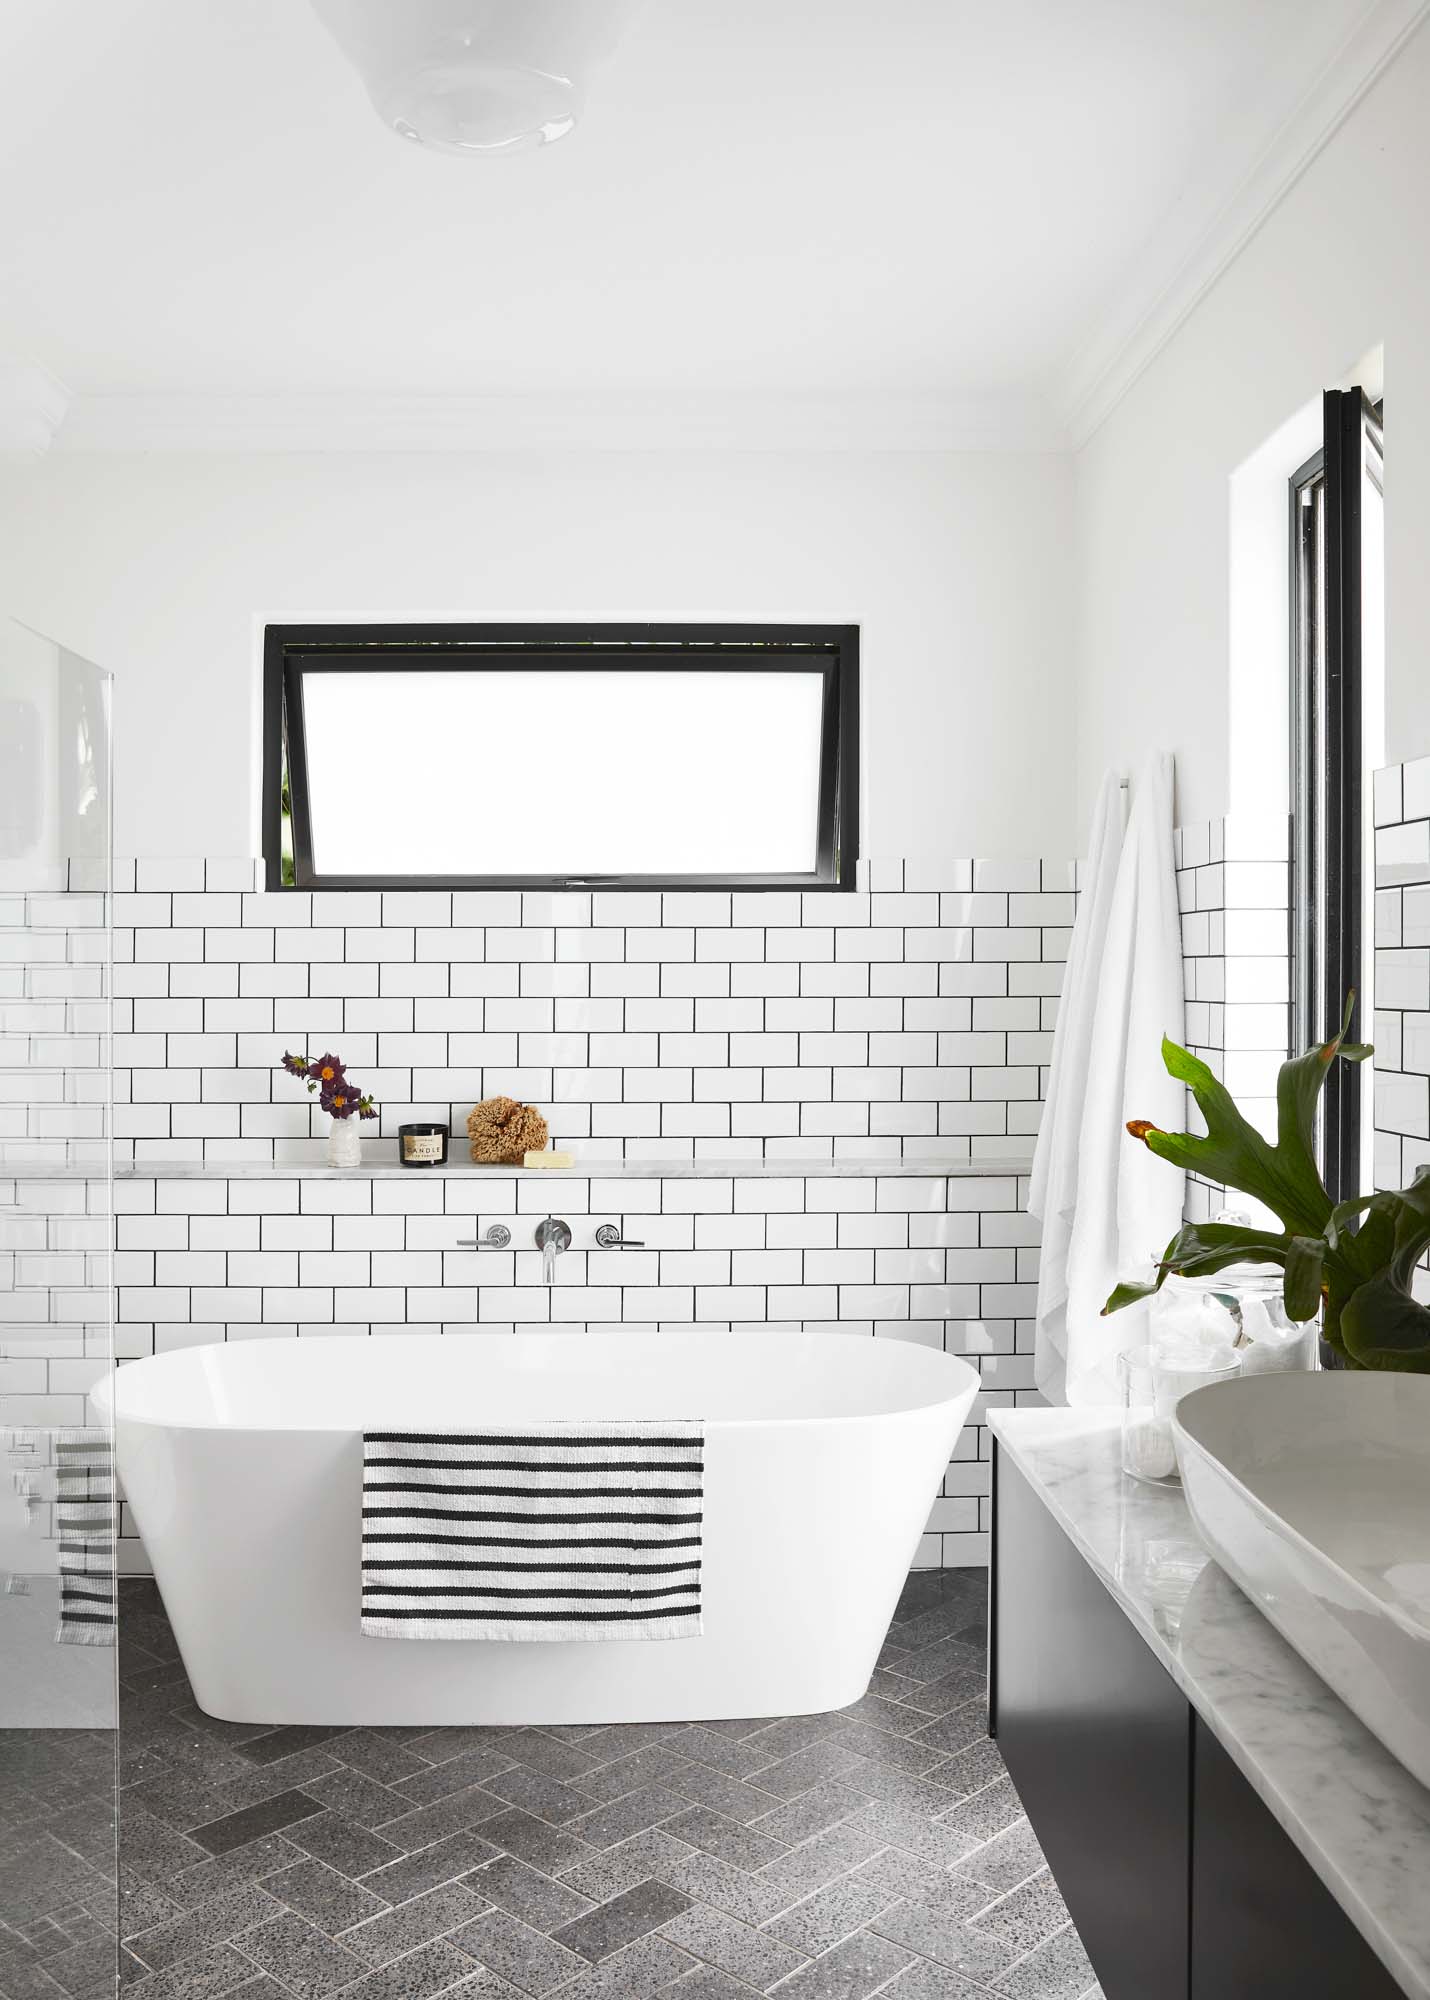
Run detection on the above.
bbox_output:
[299,668,827,877]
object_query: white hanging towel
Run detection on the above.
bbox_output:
[1029,772,1127,1402]
[1046,751,1186,1405]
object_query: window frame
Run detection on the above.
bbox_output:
[263,622,860,894]
[1289,390,1382,1202]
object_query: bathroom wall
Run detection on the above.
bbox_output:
[110,857,1071,1166]
[1074,13,1430,833]
[1172,811,1291,1222]
[0,446,1080,1575]
[1174,818,1227,1220]
[0,448,1077,865]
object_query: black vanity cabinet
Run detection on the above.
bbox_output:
[991,1448,1407,2000]
[1189,1716,1404,1998]
[991,1445,1191,1997]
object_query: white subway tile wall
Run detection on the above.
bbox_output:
[1374,761,1430,1245]
[111,1166,1038,1572]
[1175,818,1227,1223]
[109,858,1073,1166]
[1175,815,1290,1226]
[0,861,113,1562]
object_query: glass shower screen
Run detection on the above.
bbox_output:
[0,619,116,1986]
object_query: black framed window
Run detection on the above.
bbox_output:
[1290,390,1383,1199]
[264,624,859,892]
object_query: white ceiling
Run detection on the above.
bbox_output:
[0,0,1416,449]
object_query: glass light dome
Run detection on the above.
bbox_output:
[312,0,636,157]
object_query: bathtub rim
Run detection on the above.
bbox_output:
[102,1328,979,1435]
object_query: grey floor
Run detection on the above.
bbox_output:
[0,1722,118,1998]
[93,1571,1096,1999]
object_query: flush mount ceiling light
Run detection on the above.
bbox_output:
[311,0,636,156]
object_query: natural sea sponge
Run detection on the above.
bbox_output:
[467,1095,549,1166]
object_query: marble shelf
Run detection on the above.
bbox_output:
[990,1406,1430,1999]
[5,1154,1034,1183]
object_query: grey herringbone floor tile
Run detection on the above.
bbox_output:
[112,1570,1100,1999]
[659,1903,806,1991]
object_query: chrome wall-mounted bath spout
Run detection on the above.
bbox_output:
[534,1216,572,1286]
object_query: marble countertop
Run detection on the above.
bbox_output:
[989,1407,1430,2000]
[93,1154,1033,1182]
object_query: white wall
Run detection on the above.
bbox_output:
[0,449,1074,864]
[1074,16,1430,831]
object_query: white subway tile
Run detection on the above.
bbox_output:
[555,997,624,1033]
[763,1068,832,1101]
[766,929,834,963]
[836,929,904,962]
[484,998,553,1032]
[206,859,261,892]
[801,1103,870,1136]
[731,1102,801,1138]
[662,893,731,927]
[623,997,693,1032]
[523,892,591,927]
[556,928,623,962]
[518,1032,589,1068]
[241,892,315,928]
[840,1284,910,1318]
[593,891,661,927]
[452,892,522,925]
[696,929,765,962]
[590,961,660,996]
[831,1067,901,1102]
[299,1181,373,1214]
[623,1067,692,1102]
[804,893,869,927]
[137,859,205,892]
[489,927,552,961]
[620,1286,696,1321]
[1404,756,1430,823]
[695,1285,768,1321]
[627,927,691,962]
[729,963,800,996]
[662,1180,734,1213]
[418,928,486,962]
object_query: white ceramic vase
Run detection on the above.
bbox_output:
[326,1114,362,1168]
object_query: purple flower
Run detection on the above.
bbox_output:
[282,1047,375,1123]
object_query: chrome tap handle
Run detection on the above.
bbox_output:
[456,1224,512,1250]
[594,1224,645,1249]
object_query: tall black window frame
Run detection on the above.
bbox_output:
[264,623,860,894]
[1290,389,1382,1201]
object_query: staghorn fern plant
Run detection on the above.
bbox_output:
[1103,996,1430,1371]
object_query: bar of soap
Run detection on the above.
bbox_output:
[523,1150,575,1170]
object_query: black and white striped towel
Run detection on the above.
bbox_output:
[55,1429,116,1647]
[361,1424,704,1641]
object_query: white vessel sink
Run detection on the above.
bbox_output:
[1173,1372,1430,1789]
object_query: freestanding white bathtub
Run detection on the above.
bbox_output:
[112,1330,978,1726]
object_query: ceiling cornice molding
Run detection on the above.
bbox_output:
[0,350,71,455]
[54,389,1070,456]
[1056,0,1430,449]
